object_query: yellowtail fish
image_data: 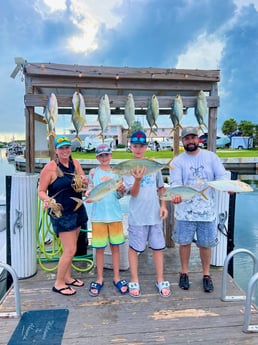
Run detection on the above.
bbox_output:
[124,93,135,128]
[71,91,86,145]
[98,94,111,142]
[44,93,58,138]
[160,185,208,201]
[195,90,208,132]
[112,159,173,176]
[170,94,183,131]
[86,177,123,202]
[146,95,159,135]
[204,179,253,193]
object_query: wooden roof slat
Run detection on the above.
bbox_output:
[25,63,220,82]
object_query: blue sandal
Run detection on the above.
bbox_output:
[113,279,129,294]
[155,281,171,298]
[88,281,104,297]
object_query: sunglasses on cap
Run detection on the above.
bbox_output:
[56,137,70,143]
[131,137,146,143]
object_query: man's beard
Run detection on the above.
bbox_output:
[184,143,199,152]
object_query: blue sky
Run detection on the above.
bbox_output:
[1,0,258,141]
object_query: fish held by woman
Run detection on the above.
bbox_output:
[112,158,173,176]
[71,91,86,145]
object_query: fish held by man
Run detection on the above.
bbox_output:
[195,90,208,132]
[203,179,254,193]
[98,94,111,142]
[71,91,86,145]
[160,185,208,201]
[44,93,58,138]
[124,93,135,129]
[146,94,159,136]
[170,94,183,131]
[112,158,173,176]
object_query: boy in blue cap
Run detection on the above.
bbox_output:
[123,131,171,298]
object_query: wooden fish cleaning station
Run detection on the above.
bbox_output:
[2,62,258,343]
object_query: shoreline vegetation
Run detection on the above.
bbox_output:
[71,148,258,160]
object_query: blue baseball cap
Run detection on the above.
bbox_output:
[95,144,112,156]
[54,135,72,149]
[130,131,147,145]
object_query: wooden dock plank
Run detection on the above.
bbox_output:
[1,245,258,344]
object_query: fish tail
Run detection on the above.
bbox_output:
[47,130,56,138]
[70,197,83,211]
[167,159,174,170]
[149,128,157,136]
[200,186,209,200]
[71,135,82,145]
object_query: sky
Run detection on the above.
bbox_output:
[1,0,258,141]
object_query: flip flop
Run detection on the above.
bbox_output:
[128,282,140,298]
[52,286,76,296]
[88,281,104,297]
[66,279,84,287]
[155,281,171,298]
[113,279,129,294]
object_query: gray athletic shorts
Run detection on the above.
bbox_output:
[173,220,218,248]
[128,224,165,252]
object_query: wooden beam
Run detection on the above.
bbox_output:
[24,94,219,108]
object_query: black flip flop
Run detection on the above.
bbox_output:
[65,279,84,287]
[52,286,76,296]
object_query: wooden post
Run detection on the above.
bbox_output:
[164,201,175,248]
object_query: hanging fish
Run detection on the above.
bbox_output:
[112,158,173,176]
[71,91,86,145]
[170,94,183,131]
[146,95,159,136]
[124,93,135,129]
[195,90,208,132]
[98,94,111,142]
[44,93,58,138]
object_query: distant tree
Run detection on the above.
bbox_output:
[238,120,255,137]
[130,121,144,134]
[221,118,238,135]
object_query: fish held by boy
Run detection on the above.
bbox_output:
[160,185,209,201]
[71,91,86,145]
[112,158,173,176]
[85,177,123,202]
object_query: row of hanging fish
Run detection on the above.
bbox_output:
[43,89,209,141]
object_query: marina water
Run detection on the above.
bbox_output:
[0,148,258,301]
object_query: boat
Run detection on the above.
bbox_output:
[5,142,25,161]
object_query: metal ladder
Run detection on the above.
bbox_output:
[221,248,258,332]
[0,262,21,318]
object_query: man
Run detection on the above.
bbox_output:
[170,126,229,292]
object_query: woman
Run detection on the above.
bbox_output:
[38,135,88,296]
